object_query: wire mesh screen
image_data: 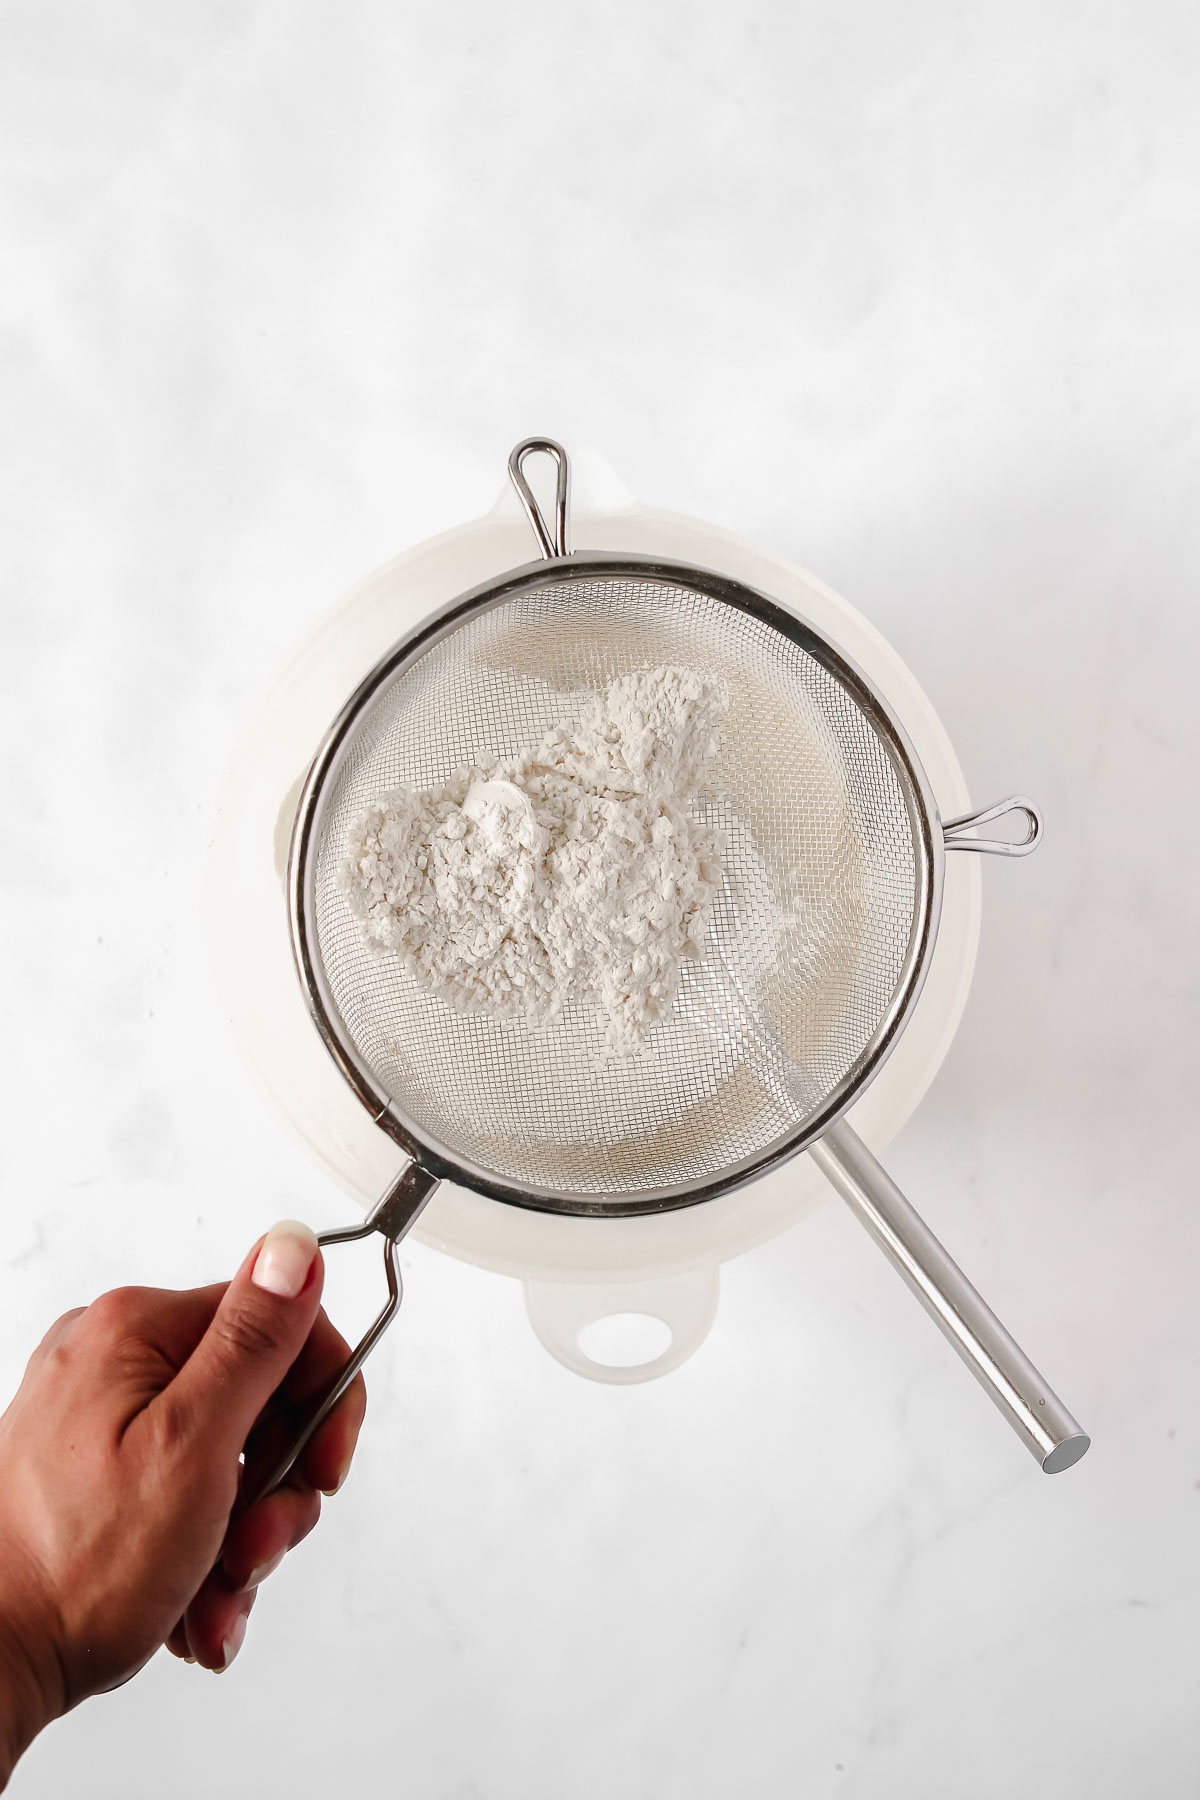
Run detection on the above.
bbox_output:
[307,575,921,1204]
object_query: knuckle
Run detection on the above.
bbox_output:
[38,1339,75,1384]
[28,1307,85,1369]
[87,1285,142,1336]
[213,1303,283,1365]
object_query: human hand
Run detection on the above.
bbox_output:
[0,1221,366,1779]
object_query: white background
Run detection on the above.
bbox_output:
[2,4,1198,1797]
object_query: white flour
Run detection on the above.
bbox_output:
[338,666,727,1051]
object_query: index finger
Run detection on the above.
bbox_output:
[242,1304,367,1497]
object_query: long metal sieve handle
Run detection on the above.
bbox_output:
[809,1121,1089,1472]
[243,1162,440,1505]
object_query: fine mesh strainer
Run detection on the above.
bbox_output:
[260,438,1088,1492]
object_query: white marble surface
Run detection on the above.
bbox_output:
[2,4,1198,1796]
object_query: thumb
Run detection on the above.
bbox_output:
[166,1221,324,1462]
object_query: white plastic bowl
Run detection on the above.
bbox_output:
[206,452,980,1382]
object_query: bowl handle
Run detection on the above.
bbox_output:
[523,1267,720,1385]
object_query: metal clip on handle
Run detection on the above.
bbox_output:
[244,1163,440,1505]
[508,436,572,559]
[943,795,1043,857]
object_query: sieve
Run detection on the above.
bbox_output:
[258,437,1088,1493]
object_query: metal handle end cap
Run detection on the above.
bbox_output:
[1042,1432,1091,1474]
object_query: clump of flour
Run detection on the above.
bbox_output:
[338,666,727,1052]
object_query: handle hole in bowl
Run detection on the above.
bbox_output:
[577,1312,673,1368]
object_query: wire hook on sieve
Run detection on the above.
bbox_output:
[508,436,572,559]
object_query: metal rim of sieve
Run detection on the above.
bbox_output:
[287,518,945,1221]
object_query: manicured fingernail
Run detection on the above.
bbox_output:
[183,1655,197,1665]
[252,1220,318,1298]
[216,1612,248,1672]
[244,1548,285,1590]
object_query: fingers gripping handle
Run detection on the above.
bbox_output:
[245,1164,439,1504]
